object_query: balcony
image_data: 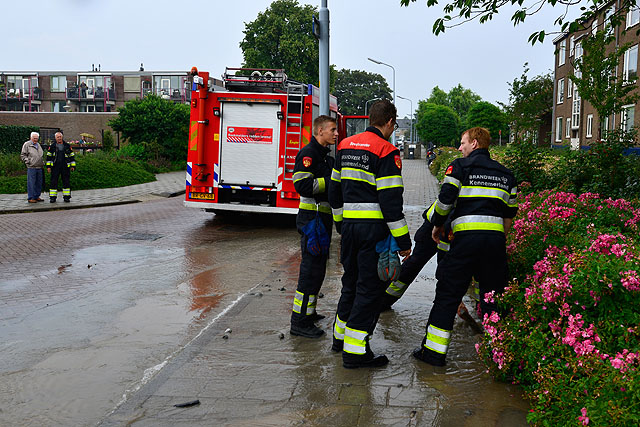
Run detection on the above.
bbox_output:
[4,87,42,101]
[144,87,191,103]
[66,86,116,101]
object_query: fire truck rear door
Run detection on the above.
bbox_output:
[219,102,281,187]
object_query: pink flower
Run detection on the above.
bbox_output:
[620,270,640,292]
[578,407,590,425]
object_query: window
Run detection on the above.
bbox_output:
[566,117,571,138]
[605,6,615,35]
[575,41,583,60]
[624,45,638,82]
[572,90,581,129]
[124,76,140,93]
[558,40,566,66]
[557,78,564,104]
[568,78,573,98]
[592,19,598,35]
[50,76,66,92]
[51,101,66,112]
[622,105,635,132]
[628,6,640,28]
[556,117,563,142]
[586,114,593,138]
[570,36,575,56]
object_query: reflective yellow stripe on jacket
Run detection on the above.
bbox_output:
[343,202,383,219]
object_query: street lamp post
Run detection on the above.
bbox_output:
[397,95,413,146]
[367,57,395,145]
[364,97,380,116]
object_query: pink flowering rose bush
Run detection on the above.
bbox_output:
[476,189,640,426]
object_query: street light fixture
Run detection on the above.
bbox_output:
[367,57,396,145]
[364,97,381,116]
[397,95,413,146]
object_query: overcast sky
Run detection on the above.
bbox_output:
[3,0,570,118]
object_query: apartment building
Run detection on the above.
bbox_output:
[552,2,640,148]
[0,66,224,113]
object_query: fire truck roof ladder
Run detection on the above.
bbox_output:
[283,83,306,178]
[223,67,287,93]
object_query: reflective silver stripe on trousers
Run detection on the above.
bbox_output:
[459,186,510,203]
[341,168,376,186]
[333,315,346,340]
[442,175,461,188]
[424,324,451,354]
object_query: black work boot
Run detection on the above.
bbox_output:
[310,312,326,321]
[343,352,389,369]
[412,346,446,367]
[50,197,56,203]
[290,321,325,338]
[331,337,343,353]
[63,196,71,203]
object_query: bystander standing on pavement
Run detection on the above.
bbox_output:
[329,99,411,369]
[413,127,518,367]
[46,131,76,203]
[290,115,338,339]
[20,131,45,203]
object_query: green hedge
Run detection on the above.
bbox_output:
[0,125,40,154]
[0,152,156,194]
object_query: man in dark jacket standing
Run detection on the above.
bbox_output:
[413,127,518,367]
[46,131,76,203]
[290,115,338,338]
[329,100,411,369]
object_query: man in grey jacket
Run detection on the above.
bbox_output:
[20,132,45,203]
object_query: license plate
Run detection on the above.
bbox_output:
[190,192,215,200]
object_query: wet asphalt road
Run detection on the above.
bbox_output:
[0,161,529,426]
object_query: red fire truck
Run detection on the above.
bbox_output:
[185,67,368,215]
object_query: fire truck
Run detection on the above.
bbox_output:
[185,67,366,215]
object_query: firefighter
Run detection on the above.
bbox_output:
[289,115,338,338]
[46,131,76,203]
[329,99,411,369]
[413,127,518,367]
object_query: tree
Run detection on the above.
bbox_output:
[426,86,448,106]
[240,0,319,85]
[109,95,190,161]
[333,69,392,115]
[425,84,481,126]
[399,0,637,45]
[415,102,460,146]
[501,64,554,140]
[571,27,640,139]
[465,101,508,141]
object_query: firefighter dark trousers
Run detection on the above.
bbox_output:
[421,232,508,362]
[333,222,389,358]
[49,163,71,200]
[291,212,332,326]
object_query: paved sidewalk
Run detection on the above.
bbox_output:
[99,160,529,426]
[0,171,186,215]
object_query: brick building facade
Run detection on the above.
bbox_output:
[552,2,640,148]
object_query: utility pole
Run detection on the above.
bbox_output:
[319,0,330,116]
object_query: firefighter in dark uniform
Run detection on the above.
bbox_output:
[329,100,411,369]
[289,115,338,338]
[413,127,518,367]
[46,131,76,203]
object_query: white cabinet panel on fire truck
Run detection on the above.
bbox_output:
[219,102,281,187]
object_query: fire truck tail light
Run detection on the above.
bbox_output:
[305,103,311,113]
[213,108,220,116]
[281,191,299,200]
[191,99,197,108]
